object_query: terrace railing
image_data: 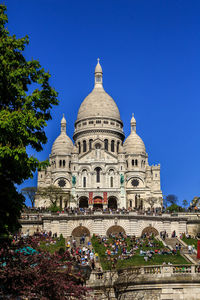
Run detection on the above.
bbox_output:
[90,264,200,284]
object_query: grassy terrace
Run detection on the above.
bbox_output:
[182,235,198,249]
[91,235,189,270]
[39,235,66,253]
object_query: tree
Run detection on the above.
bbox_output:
[191,196,200,207]
[182,199,188,210]
[167,203,184,213]
[21,187,37,207]
[0,237,89,299]
[0,5,58,235]
[146,197,158,210]
[164,194,178,207]
[37,185,68,209]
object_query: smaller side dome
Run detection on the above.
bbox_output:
[51,115,73,156]
[124,131,146,154]
[124,114,146,154]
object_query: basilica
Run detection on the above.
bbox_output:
[35,60,162,210]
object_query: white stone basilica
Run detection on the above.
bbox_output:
[35,60,162,210]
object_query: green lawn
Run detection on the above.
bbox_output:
[115,251,189,269]
[91,235,189,270]
[182,236,198,249]
[39,236,66,253]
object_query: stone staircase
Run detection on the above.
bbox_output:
[164,237,199,264]
[66,236,102,270]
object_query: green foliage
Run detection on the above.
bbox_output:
[164,194,178,208]
[37,185,66,207]
[0,5,58,235]
[49,204,61,212]
[191,196,200,207]
[182,199,188,209]
[182,235,198,249]
[91,235,107,257]
[167,203,184,213]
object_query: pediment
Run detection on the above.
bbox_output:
[79,148,118,163]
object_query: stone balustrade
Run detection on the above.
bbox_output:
[119,264,200,276]
[20,210,189,219]
[89,264,200,284]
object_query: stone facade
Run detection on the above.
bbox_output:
[88,266,200,300]
[20,213,187,238]
[35,60,162,210]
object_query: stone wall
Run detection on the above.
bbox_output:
[20,213,187,237]
[88,266,200,299]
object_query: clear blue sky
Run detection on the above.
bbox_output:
[5,0,200,206]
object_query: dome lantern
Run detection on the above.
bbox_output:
[61,113,66,133]
[94,58,103,88]
[131,113,136,132]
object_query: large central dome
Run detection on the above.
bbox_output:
[76,60,121,122]
[77,88,121,121]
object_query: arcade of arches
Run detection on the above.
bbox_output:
[71,225,159,237]
[78,196,118,210]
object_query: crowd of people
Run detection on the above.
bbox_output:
[67,238,97,270]
[12,230,98,272]
[93,232,179,264]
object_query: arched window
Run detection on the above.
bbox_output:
[83,177,86,187]
[83,140,87,152]
[111,140,115,152]
[78,142,81,154]
[130,200,132,208]
[104,139,108,151]
[95,167,101,183]
[110,177,113,187]
[117,141,119,153]
[89,139,93,150]
[135,159,138,166]
[63,160,65,167]
[59,160,62,167]
[126,160,128,168]
[132,160,134,166]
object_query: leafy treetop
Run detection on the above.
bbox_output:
[0,4,58,235]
